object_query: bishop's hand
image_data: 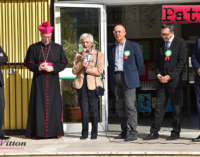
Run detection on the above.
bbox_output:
[40,65,54,72]
[43,66,54,72]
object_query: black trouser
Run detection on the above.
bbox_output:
[0,86,5,136]
[194,85,200,129]
[150,85,182,135]
[77,73,99,137]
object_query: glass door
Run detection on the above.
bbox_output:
[182,44,190,116]
[54,3,108,133]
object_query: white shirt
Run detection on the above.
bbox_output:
[164,34,174,51]
[115,39,126,72]
[85,49,94,65]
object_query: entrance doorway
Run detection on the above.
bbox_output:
[54,2,108,133]
[106,4,199,132]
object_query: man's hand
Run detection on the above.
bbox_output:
[44,66,54,72]
[0,53,3,65]
[158,75,166,83]
[197,68,200,76]
[159,75,171,83]
[157,75,162,80]
[47,66,54,72]
[82,61,88,68]
[40,65,54,72]
[39,64,44,71]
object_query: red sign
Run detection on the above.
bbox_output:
[162,5,200,23]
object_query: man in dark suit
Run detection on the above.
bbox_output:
[143,23,187,141]
[191,37,200,142]
[108,25,144,141]
[0,46,9,139]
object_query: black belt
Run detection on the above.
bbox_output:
[115,71,124,74]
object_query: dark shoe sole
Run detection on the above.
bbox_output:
[166,139,179,140]
[166,137,179,140]
[143,137,159,140]
[80,136,88,140]
[192,139,200,142]
[125,138,137,141]
[0,137,10,140]
[114,137,126,139]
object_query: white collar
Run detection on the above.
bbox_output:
[168,34,174,43]
[88,49,94,56]
[115,38,126,46]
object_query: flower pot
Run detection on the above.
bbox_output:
[65,107,82,122]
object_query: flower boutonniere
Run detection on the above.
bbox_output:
[124,50,130,59]
[165,49,172,61]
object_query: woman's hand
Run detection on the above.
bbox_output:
[82,61,88,68]
[82,52,87,59]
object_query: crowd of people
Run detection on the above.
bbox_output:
[0,22,200,142]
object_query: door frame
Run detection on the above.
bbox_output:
[54,0,200,5]
[54,2,108,133]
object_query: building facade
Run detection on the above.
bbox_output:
[1,0,199,133]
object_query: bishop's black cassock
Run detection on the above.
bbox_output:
[24,41,68,138]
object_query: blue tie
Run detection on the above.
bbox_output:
[165,41,169,51]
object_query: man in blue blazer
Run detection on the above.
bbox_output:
[191,37,200,142]
[108,25,144,141]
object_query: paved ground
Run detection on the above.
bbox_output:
[0,131,200,156]
[1,115,200,156]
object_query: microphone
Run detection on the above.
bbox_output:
[83,48,86,53]
[83,48,87,62]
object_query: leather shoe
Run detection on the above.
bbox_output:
[125,133,137,141]
[80,136,88,140]
[114,132,126,139]
[143,133,159,140]
[192,135,200,142]
[0,135,10,139]
[91,135,97,139]
[166,134,180,140]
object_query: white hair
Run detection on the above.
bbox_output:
[79,33,94,43]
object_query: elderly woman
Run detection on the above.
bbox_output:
[72,33,104,140]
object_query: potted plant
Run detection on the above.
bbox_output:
[61,78,82,122]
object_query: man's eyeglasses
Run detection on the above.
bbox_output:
[42,36,51,40]
[160,32,171,37]
[113,31,122,34]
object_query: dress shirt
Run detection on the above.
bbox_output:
[85,49,94,65]
[157,35,174,77]
[115,39,126,72]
